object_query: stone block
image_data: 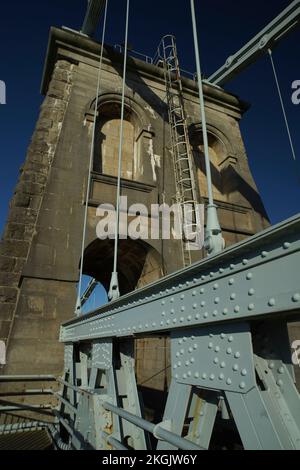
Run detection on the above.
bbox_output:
[0,240,29,258]
[0,256,16,272]
[0,287,18,303]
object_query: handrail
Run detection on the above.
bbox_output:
[103,402,204,451]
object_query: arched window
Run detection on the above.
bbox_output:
[95,102,139,181]
[191,129,237,202]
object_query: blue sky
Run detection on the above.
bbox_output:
[0,0,299,240]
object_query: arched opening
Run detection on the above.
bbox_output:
[94,101,143,181]
[82,238,163,296]
[193,132,229,202]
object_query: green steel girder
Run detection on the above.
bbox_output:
[60,214,300,343]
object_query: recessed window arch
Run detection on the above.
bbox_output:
[191,127,237,202]
[94,101,143,181]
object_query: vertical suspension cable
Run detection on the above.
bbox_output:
[76,0,109,316]
[190,0,224,256]
[268,49,297,162]
[108,0,130,302]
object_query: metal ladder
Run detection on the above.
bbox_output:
[155,35,200,267]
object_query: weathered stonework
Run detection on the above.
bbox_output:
[0,28,271,394]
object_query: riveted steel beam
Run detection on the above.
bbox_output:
[60,214,300,343]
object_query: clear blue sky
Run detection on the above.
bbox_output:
[0,0,299,240]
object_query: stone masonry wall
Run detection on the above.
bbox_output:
[0,60,74,356]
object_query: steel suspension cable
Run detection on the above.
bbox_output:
[268,49,297,162]
[108,0,130,302]
[76,0,109,316]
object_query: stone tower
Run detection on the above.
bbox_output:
[0,28,269,385]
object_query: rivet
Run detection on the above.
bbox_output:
[208,342,213,349]
[161,301,165,306]
[277,379,283,387]
[246,273,253,280]
[209,374,215,381]
[278,367,284,375]
[201,301,206,307]
[214,358,219,365]
[175,374,179,379]
[193,278,198,284]
[201,276,206,281]
[243,259,248,266]
[195,314,200,320]
[181,294,185,300]
[230,293,236,300]
[210,272,214,278]
[229,278,235,286]
[235,352,241,359]
[220,333,226,340]
[223,308,228,316]
[202,373,207,380]
[183,337,187,343]
[220,362,226,369]
[162,311,166,317]
[219,374,225,381]
[226,378,232,385]
[292,293,300,303]
[181,306,185,312]
[187,371,192,377]
[152,322,156,327]
[269,362,275,370]
[173,365,177,370]
[193,344,198,350]
[170,297,174,303]
[173,318,177,324]
[215,298,220,305]
[193,303,198,309]
[187,315,192,322]
[241,369,247,377]
[248,304,255,311]
[200,288,205,294]
[161,321,164,326]
[178,362,182,367]
[188,347,193,353]
[213,310,218,317]
[183,374,187,379]
[230,264,235,270]
[194,372,200,379]
[234,306,240,313]
[192,290,197,297]
[179,339,183,345]
[268,298,276,307]
[191,358,195,364]
[248,289,255,296]
[180,349,184,355]
[233,364,239,372]
[204,312,209,319]
[215,346,220,353]
[185,361,190,367]
[166,320,170,325]
[213,284,219,290]
[180,317,184,323]
[239,382,246,390]
[283,242,291,249]
[228,336,234,343]
[227,348,232,355]
[262,251,268,258]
